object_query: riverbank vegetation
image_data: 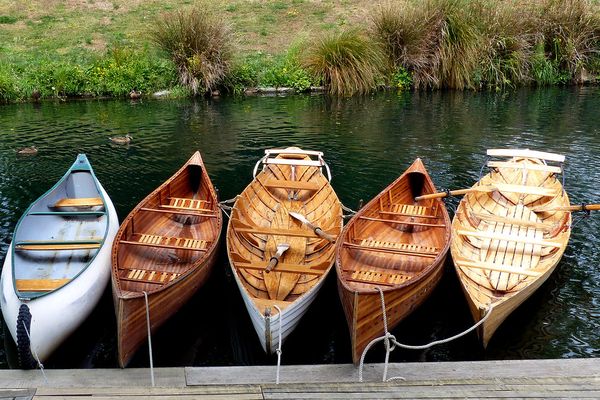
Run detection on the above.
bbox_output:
[0,0,598,102]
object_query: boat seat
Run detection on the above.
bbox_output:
[231,219,320,239]
[263,179,320,191]
[358,215,445,228]
[235,260,328,275]
[29,211,105,217]
[380,204,438,219]
[140,207,218,218]
[343,239,439,258]
[487,149,565,163]
[120,268,181,284]
[487,161,562,174]
[52,197,104,208]
[456,229,562,247]
[160,197,213,213]
[345,268,413,286]
[16,278,71,292]
[454,259,542,277]
[15,240,102,251]
[120,234,208,251]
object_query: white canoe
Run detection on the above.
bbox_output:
[0,154,118,368]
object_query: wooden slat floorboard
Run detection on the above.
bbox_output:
[0,359,596,399]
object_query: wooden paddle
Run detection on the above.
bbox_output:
[415,183,557,201]
[289,211,337,242]
[265,243,290,273]
[532,204,600,212]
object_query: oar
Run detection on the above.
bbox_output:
[415,188,480,201]
[265,243,290,273]
[289,211,337,242]
[532,204,600,213]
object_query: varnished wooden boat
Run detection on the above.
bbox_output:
[451,149,571,348]
[111,152,222,367]
[336,158,451,364]
[226,148,343,353]
[0,154,119,368]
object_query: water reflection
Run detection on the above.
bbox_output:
[0,86,599,368]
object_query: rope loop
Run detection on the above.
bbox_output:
[21,320,48,384]
[273,305,284,385]
[341,203,357,218]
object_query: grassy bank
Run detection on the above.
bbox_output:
[0,0,599,101]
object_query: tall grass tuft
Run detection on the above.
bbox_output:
[303,29,385,96]
[476,1,540,89]
[539,0,600,82]
[373,0,481,89]
[150,6,234,95]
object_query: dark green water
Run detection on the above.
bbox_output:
[0,87,599,369]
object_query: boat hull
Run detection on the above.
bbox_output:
[0,182,118,364]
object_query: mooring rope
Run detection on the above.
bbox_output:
[358,287,494,383]
[273,305,284,384]
[341,203,357,218]
[21,320,48,384]
[143,291,155,387]
[218,196,238,219]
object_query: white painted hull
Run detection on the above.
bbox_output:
[0,183,118,363]
[230,263,331,354]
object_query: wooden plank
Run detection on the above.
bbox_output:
[487,148,565,162]
[160,204,214,213]
[493,183,557,197]
[265,148,323,157]
[379,211,438,220]
[457,229,562,247]
[119,240,208,252]
[263,158,322,167]
[263,179,320,191]
[140,207,218,218]
[358,215,445,228]
[53,197,104,208]
[16,278,70,291]
[236,261,328,275]
[343,242,438,258]
[454,259,541,277]
[471,212,555,230]
[15,242,101,251]
[487,161,562,174]
[233,226,319,239]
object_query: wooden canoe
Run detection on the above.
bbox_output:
[111,151,222,367]
[336,158,451,364]
[226,147,343,353]
[0,154,119,368]
[450,149,571,348]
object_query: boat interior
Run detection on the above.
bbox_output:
[115,163,220,294]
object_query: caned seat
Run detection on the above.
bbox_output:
[345,268,413,286]
[120,234,208,251]
[380,203,437,219]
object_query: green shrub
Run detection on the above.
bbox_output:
[390,67,413,90]
[303,29,385,95]
[0,64,18,103]
[540,0,600,82]
[150,6,234,95]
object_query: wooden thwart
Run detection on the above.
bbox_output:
[236,261,327,275]
[53,197,103,208]
[380,204,438,219]
[140,207,218,218]
[471,212,555,230]
[263,179,320,191]
[457,229,561,247]
[16,278,71,292]
[359,215,445,228]
[487,161,562,174]
[455,259,542,277]
[263,158,323,167]
[232,219,321,239]
[487,148,565,163]
[15,241,101,251]
[345,269,413,286]
[161,197,213,213]
[343,240,439,258]
[120,234,208,251]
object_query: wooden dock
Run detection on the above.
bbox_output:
[0,358,598,399]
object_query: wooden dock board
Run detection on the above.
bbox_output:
[0,359,596,399]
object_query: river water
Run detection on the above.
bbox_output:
[0,87,598,368]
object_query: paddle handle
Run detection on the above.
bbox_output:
[543,204,600,212]
[265,256,280,273]
[314,228,336,243]
[415,188,474,201]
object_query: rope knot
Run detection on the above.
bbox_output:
[383,332,397,352]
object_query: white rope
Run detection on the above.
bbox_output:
[273,305,283,384]
[341,203,357,218]
[143,291,155,387]
[21,320,48,384]
[358,287,494,382]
